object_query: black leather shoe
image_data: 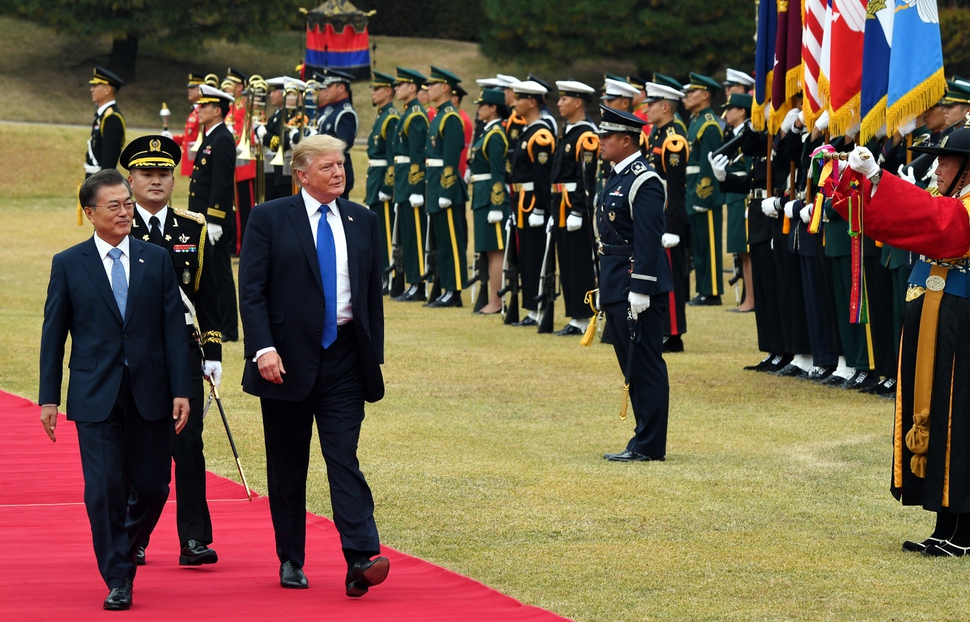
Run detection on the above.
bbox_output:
[846,370,879,391]
[922,540,970,557]
[430,291,463,307]
[512,316,537,327]
[103,580,132,610]
[663,335,684,352]
[743,356,773,372]
[134,546,146,566]
[902,537,943,553]
[875,377,897,398]
[346,556,390,597]
[556,324,584,336]
[603,450,663,462]
[765,354,792,373]
[820,373,851,387]
[688,295,722,306]
[400,289,427,302]
[774,363,806,378]
[806,366,835,382]
[179,540,218,566]
[280,561,308,589]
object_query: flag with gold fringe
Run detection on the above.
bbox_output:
[828,0,867,136]
[886,0,946,137]
[753,0,778,131]
[803,0,826,129]
[859,1,894,144]
[769,0,804,133]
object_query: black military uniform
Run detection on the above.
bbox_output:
[316,68,360,199]
[85,67,126,177]
[120,135,222,565]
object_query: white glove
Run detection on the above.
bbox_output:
[761,198,780,219]
[923,158,939,183]
[83,163,101,175]
[847,146,879,178]
[378,191,392,201]
[289,128,300,143]
[796,110,805,129]
[899,118,917,137]
[439,197,452,209]
[897,164,917,185]
[628,292,651,320]
[781,108,801,134]
[409,193,424,207]
[255,125,267,140]
[799,204,811,224]
[207,222,224,244]
[784,200,797,219]
[202,360,222,387]
[814,110,829,132]
[528,211,545,227]
[566,214,582,231]
[487,210,503,224]
[161,130,173,139]
[463,168,472,184]
[708,152,729,182]
[693,204,710,213]
[661,233,680,248]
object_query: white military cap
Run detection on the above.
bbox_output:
[477,77,502,88]
[645,82,685,103]
[495,74,520,88]
[556,80,595,100]
[601,78,640,100]
[724,68,755,87]
[283,77,307,92]
[510,80,548,96]
[197,84,235,104]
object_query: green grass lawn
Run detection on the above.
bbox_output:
[4,121,970,621]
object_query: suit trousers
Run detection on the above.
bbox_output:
[260,327,380,567]
[75,368,171,588]
[605,300,669,458]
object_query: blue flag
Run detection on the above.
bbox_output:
[859,2,894,144]
[753,0,777,131]
[886,0,946,135]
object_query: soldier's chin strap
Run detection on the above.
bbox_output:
[943,156,970,198]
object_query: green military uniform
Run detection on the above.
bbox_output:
[424,67,470,296]
[364,71,400,274]
[469,106,510,252]
[684,74,725,298]
[391,68,429,291]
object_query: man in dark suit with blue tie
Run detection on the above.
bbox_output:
[39,169,192,610]
[595,105,673,463]
[238,134,388,596]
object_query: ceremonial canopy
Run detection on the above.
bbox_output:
[304,0,374,82]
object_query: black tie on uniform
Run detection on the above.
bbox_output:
[149,215,164,246]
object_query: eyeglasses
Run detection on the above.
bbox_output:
[88,200,135,214]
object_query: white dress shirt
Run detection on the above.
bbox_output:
[135,204,169,236]
[611,150,641,176]
[93,233,130,288]
[302,188,353,324]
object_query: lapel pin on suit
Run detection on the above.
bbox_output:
[348,216,353,222]
[139,258,145,263]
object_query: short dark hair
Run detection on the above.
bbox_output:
[79,169,131,208]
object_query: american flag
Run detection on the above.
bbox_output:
[802,0,826,129]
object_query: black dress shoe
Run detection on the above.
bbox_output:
[902,537,943,553]
[743,356,773,372]
[400,289,427,302]
[512,316,537,327]
[280,561,308,589]
[103,580,132,610]
[774,363,806,378]
[346,556,390,597]
[663,335,684,352]
[765,354,793,373]
[922,540,970,557]
[430,291,463,307]
[847,370,879,391]
[820,372,851,387]
[688,295,722,306]
[603,449,663,462]
[875,377,897,398]
[556,324,584,336]
[806,366,836,382]
[133,546,146,566]
[179,540,218,566]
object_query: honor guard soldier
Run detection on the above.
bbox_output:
[596,104,672,462]
[468,88,511,315]
[653,73,689,133]
[364,71,400,283]
[451,84,474,177]
[316,68,359,199]
[551,80,599,335]
[225,68,257,252]
[527,73,559,136]
[719,93,755,313]
[119,135,222,567]
[497,74,528,142]
[255,77,294,200]
[644,82,691,352]
[723,68,755,96]
[390,67,431,302]
[508,80,556,327]
[423,66,469,307]
[683,73,725,305]
[601,76,640,113]
[167,73,204,178]
[85,67,126,177]
[190,85,239,341]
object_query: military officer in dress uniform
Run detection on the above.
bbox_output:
[189,85,238,341]
[526,73,559,136]
[120,135,222,567]
[719,93,755,313]
[601,77,640,113]
[684,73,725,305]
[550,80,599,336]
[507,79,556,327]
[391,68,431,302]
[596,105,673,462]
[316,68,359,199]
[644,82,691,352]
[468,87,511,315]
[723,68,755,96]
[166,73,204,179]
[497,74,528,143]
[85,67,126,177]
[365,71,400,285]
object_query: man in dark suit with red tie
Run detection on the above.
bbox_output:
[238,134,388,596]
[39,169,192,610]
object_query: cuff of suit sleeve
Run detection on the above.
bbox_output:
[253,346,277,362]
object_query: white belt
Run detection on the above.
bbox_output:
[368,159,388,167]
[470,173,492,182]
[686,165,701,175]
[553,182,578,192]
[394,156,411,164]
[511,182,534,192]
[426,158,444,167]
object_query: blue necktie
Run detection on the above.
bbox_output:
[107,247,127,318]
[316,205,338,348]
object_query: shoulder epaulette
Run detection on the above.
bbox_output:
[380,113,398,140]
[575,131,600,161]
[174,208,206,225]
[402,108,428,135]
[483,125,509,161]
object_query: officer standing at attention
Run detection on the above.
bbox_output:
[167,73,204,179]
[723,68,755,97]
[364,71,400,283]
[316,68,359,199]
[85,67,127,177]
[189,85,238,341]
[120,135,222,567]
[683,73,725,306]
[424,67,470,308]
[596,105,673,462]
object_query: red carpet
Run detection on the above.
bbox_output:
[0,391,569,621]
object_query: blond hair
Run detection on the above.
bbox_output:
[292,134,347,172]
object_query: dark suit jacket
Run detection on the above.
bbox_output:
[189,123,237,228]
[238,193,385,403]
[39,237,192,421]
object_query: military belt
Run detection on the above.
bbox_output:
[511,182,534,192]
[393,156,411,164]
[470,173,492,182]
[553,183,578,193]
[426,158,444,167]
[368,159,388,167]
[686,165,701,175]
[598,242,633,256]
[751,188,767,199]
